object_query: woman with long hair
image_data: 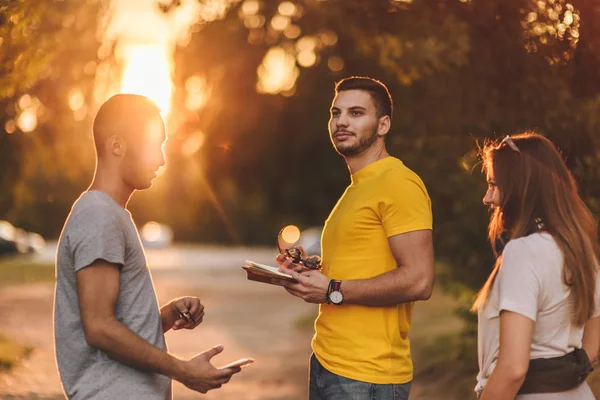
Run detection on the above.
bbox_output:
[473,132,600,399]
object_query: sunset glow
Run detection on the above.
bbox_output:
[120,44,173,115]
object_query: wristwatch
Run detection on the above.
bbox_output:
[327,279,343,305]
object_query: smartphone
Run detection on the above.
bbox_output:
[218,357,255,370]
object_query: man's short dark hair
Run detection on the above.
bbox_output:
[334,76,393,120]
[93,94,162,155]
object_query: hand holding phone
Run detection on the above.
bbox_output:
[218,357,254,370]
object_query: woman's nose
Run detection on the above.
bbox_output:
[482,190,492,205]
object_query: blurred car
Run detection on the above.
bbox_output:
[14,228,31,254]
[296,226,322,257]
[27,232,46,253]
[0,220,46,256]
[0,221,17,255]
[140,221,173,249]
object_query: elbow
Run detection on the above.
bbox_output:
[498,362,528,386]
[82,325,102,348]
[415,277,434,301]
[82,319,111,349]
[586,349,598,366]
[508,367,528,385]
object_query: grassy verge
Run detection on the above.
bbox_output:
[0,256,54,287]
[284,276,600,398]
[0,257,49,371]
[411,290,600,398]
[0,334,33,371]
[292,287,477,399]
[410,290,479,399]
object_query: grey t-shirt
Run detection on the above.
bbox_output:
[54,190,172,399]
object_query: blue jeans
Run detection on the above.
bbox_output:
[309,354,411,400]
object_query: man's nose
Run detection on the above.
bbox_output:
[156,149,166,168]
[336,113,349,127]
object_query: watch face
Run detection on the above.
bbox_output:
[329,290,343,304]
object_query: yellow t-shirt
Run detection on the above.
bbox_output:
[312,156,432,384]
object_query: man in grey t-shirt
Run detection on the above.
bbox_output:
[54,94,241,399]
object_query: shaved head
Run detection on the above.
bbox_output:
[92,94,167,191]
[93,94,163,156]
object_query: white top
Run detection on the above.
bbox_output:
[476,232,600,396]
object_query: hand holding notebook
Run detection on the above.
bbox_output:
[242,260,297,286]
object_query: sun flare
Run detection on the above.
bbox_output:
[120,44,173,116]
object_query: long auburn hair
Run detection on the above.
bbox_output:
[472,132,600,326]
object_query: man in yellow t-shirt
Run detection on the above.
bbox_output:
[276,76,434,400]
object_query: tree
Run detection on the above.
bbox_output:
[163,0,600,333]
[0,0,106,236]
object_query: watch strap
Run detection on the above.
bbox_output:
[326,279,335,303]
[332,280,341,292]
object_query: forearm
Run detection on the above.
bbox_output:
[480,365,525,400]
[86,317,185,381]
[342,266,433,307]
[583,344,599,365]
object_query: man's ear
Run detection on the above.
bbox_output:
[109,135,125,156]
[377,115,391,137]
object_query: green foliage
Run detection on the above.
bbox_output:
[162,0,600,334]
[0,0,103,235]
[2,0,600,335]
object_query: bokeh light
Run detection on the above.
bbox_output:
[278,2,297,17]
[283,24,301,39]
[522,1,580,53]
[68,88,85,111]
[296,36,317,52]
[327,56,344,72]
[141,221,163,242]
[320,31,338,46]
[244,15,265,29]
[18,94,32,110]
[281,225,300,244]
[17,108,38,133]
[297,50,317,67]
[242,0,260,16]
[257,47,299,94]
[271,15,291,31]
[185,75,209,111]
[5,120,16,134]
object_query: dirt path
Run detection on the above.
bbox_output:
[0,248,316,400]
[0,246,470,400]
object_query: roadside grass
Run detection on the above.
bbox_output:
[3,255,599,397]
[294,310,317,330]
[0,334,33,371]
[410,290,479,399]
[293,279,600,399]
[292,286,478,399]
[0,257,52,371]
[0,257,54,287]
